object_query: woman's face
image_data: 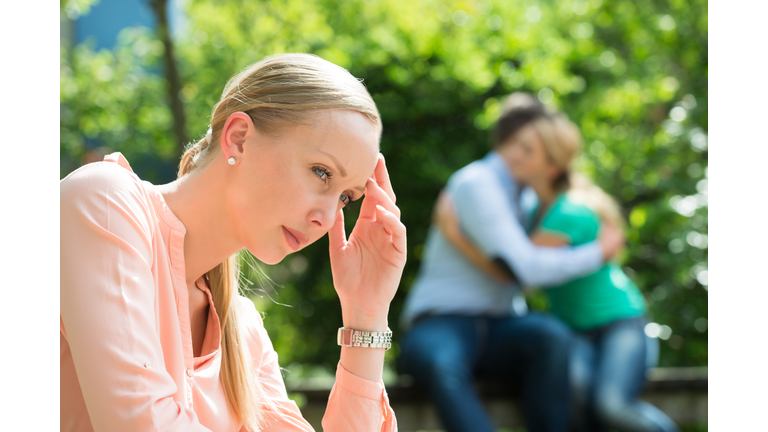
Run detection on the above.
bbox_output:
[227,109,380,265]
[506,124,560,185]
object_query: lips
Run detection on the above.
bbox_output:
[282,226,308,251]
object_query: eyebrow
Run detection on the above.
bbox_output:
[318,150,347,177]
[318,150,366,193]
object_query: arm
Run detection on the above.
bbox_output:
[237,297,396,432]
[435,189,574,282]
[60,163,211,431]
[530,231,571,247]
[324,154,402,431]
[450,170,605,287]
[433,189,513,283]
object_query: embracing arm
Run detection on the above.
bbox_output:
[60,163,210,432]
[529,231,571,247]
[434,189,513,283]
[448,170,619,287]
[435,188,573,283]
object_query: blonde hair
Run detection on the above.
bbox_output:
[177,53,380,431]
[528,109,625,229]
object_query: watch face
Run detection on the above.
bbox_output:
[337,328,354,346]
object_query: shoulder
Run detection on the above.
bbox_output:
[540,194,600,243]
[447,159,501,198]
[552,194,599,222]
[62,158,148,203]
[448,159,496,187]
[61,159,155,240]
[541,195,596,229]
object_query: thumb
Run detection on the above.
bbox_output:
[328,209,347,252]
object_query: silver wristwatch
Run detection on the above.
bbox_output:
[337,327,392,350]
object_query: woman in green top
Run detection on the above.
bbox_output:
[436,94,680,432]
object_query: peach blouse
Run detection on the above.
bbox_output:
[60,153,397,431]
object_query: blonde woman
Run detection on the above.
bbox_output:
[435,94,680,432]
[60,54,405,432]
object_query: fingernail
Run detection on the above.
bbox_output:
[376,205,386,211]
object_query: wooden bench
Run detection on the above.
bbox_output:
[288,367,708,431]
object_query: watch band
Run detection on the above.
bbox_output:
[337,327,392,350]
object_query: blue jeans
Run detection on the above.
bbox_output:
[570,316,681,432]
[397,313,572,432]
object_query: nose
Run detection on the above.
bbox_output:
[307,196,338,230]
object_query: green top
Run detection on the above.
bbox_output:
[535,193,647,331]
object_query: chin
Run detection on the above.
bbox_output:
[245,247,289,266]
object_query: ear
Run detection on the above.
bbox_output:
[220,112,254,163]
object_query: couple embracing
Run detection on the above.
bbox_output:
[398,93,681,432]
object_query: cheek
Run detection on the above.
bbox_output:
[231,163,291,227]
[518,153,534,172]
[509,147,524,166]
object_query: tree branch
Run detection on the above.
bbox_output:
[150,0,187,156]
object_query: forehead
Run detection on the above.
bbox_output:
[515,125,544,148]
[297,110,380,176]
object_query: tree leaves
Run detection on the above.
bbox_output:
[61,0,707,370]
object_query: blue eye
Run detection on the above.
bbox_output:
[313,167,328,181]
[340,194,356,208]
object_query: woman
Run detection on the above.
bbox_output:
[61,54,405,432]
[435,94,680,432]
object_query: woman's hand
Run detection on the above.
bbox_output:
[328,154,406,332]
[598,219,625,262]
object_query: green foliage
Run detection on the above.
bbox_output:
[61,28,179,182]
[61,0,707,372]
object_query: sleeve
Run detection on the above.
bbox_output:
[321,363,397,432]
[236,298,396,432]
[450,169,603,287]
[60,162,211,432]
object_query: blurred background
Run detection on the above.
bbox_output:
[60,0,707,395]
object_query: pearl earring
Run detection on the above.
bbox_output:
[228,157,236,165]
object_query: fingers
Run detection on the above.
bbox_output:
[328,208,347,252]
[365,176,401,219]
[375,205,407,255]
[598,220,625,261]
[358,178,378,220]
[358,177,400,221]
[600,217,616,230]
[372,154,396,204]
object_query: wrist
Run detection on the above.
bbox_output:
[341,305,389,332]
[598,240,612,261]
